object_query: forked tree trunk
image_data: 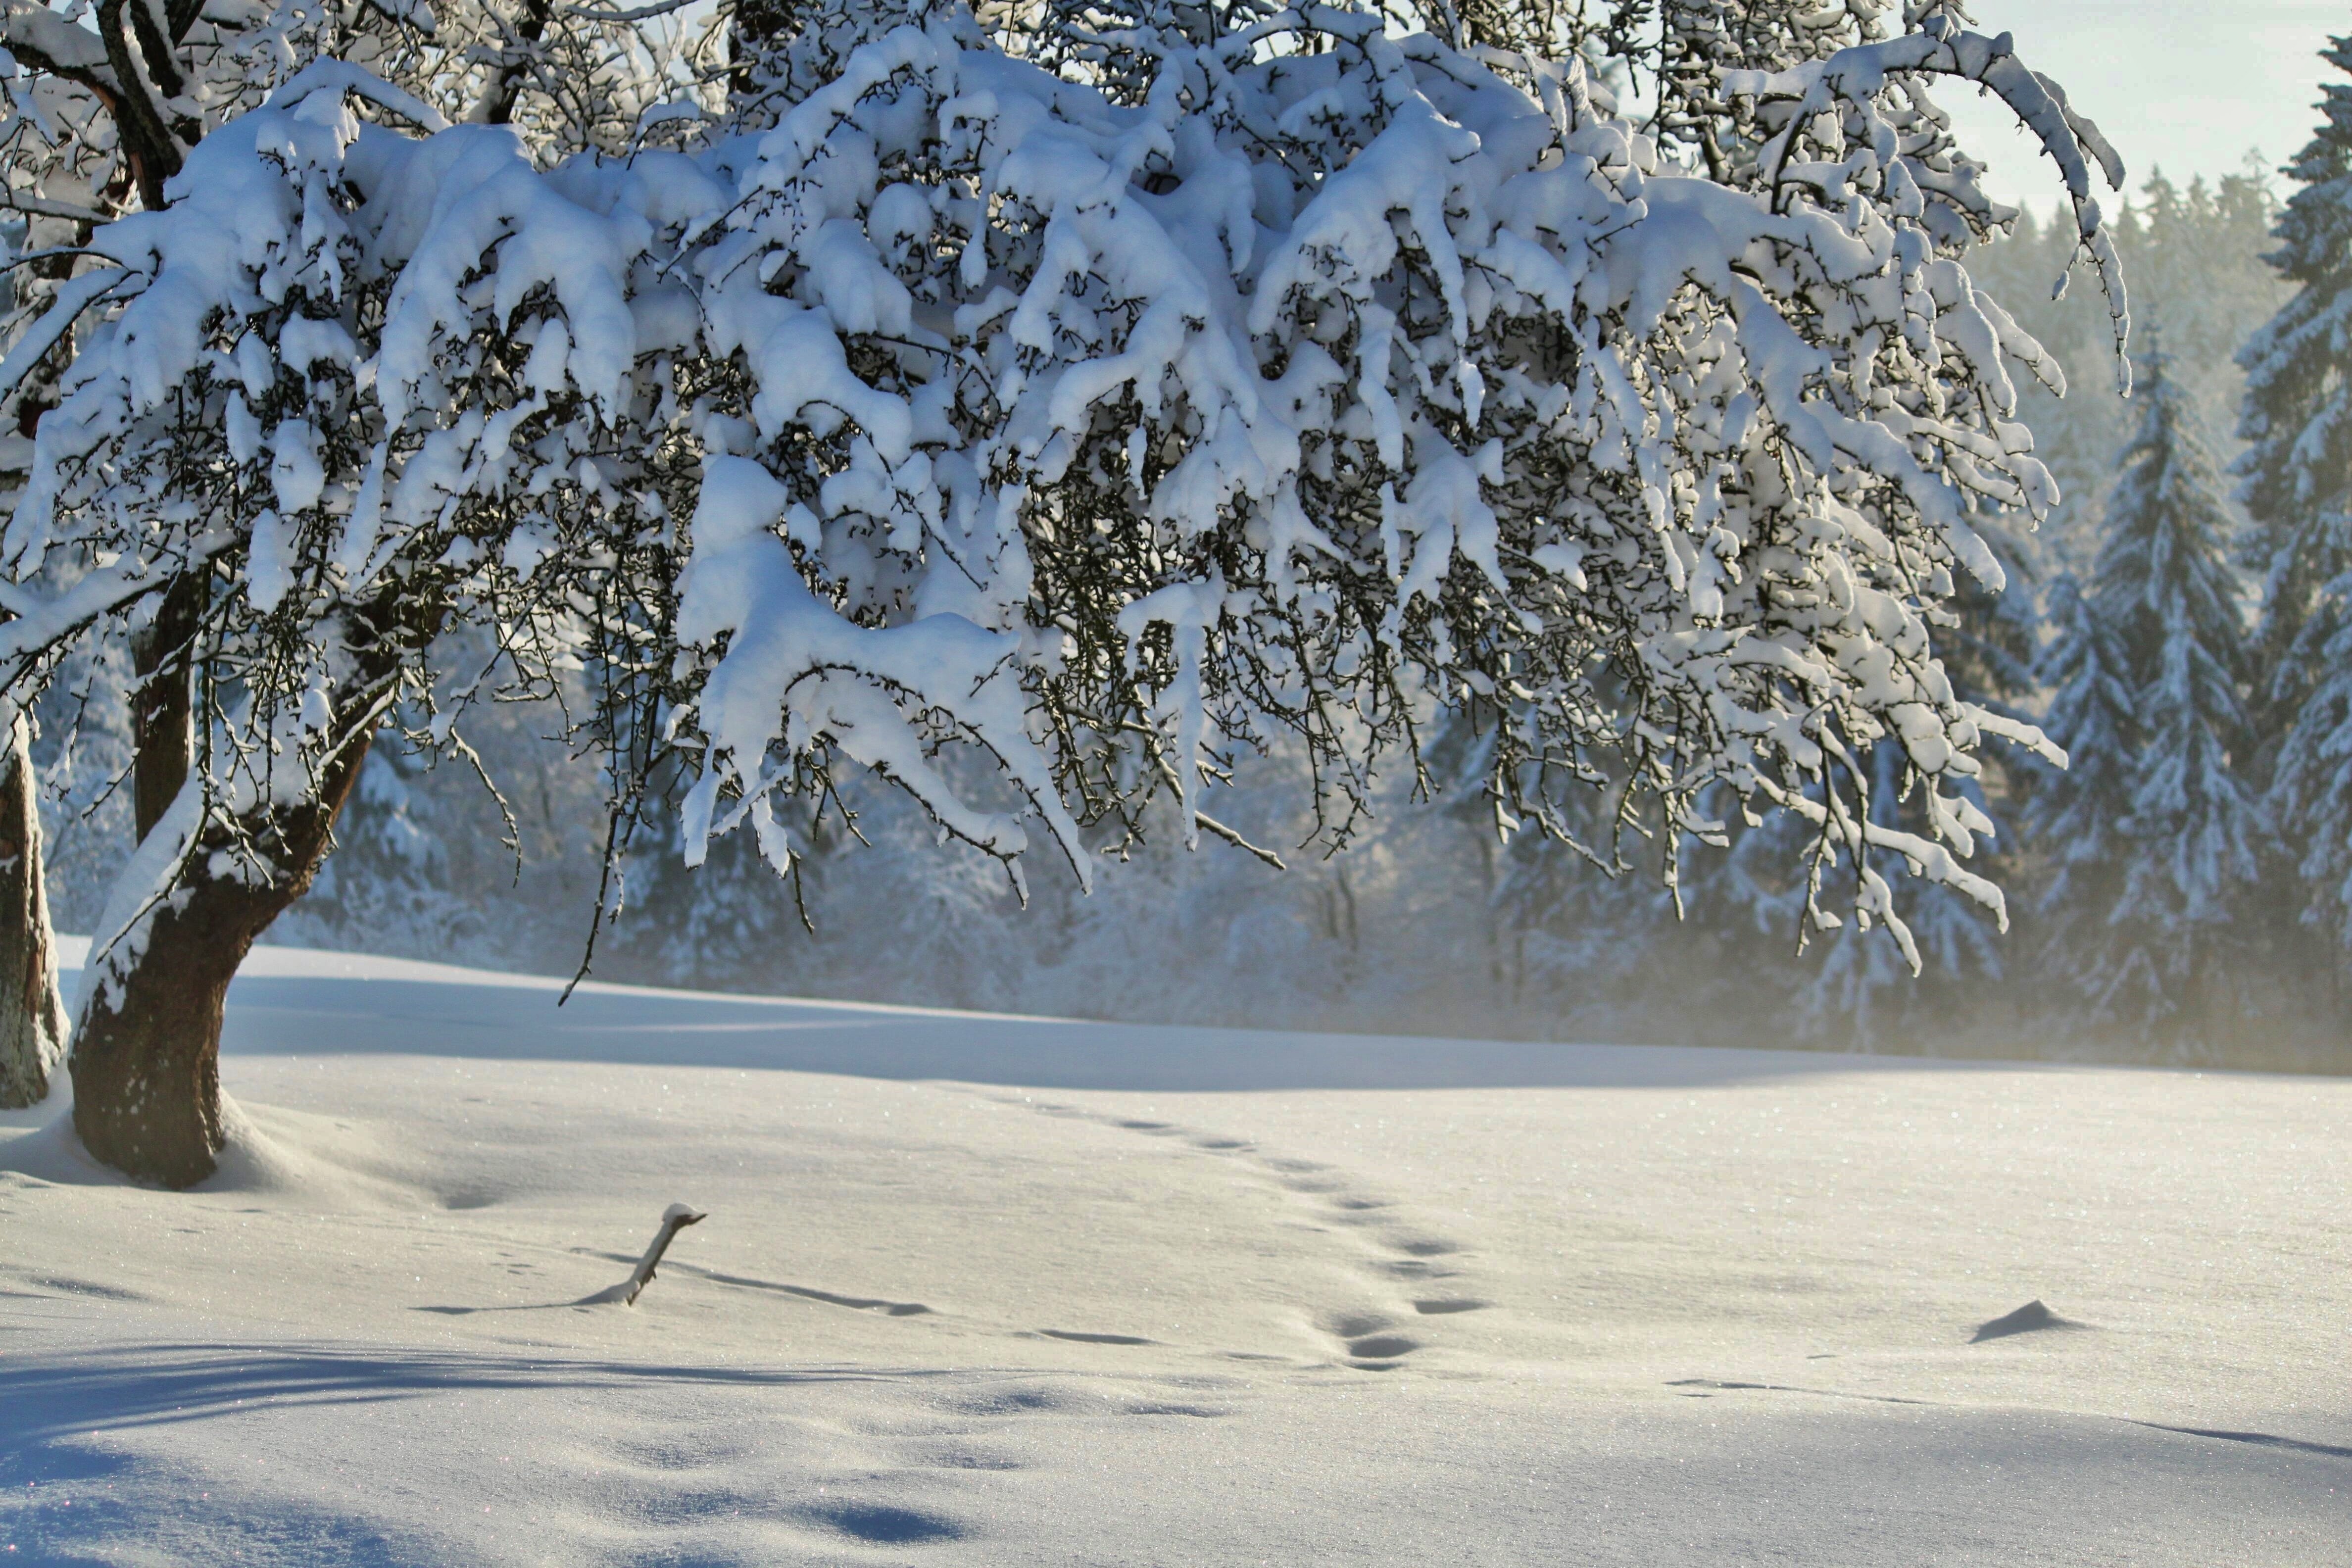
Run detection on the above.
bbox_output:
[69,578,390,1185]
[68,726,378,1186]
[0,714,70,1109]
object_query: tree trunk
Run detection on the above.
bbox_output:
[69,707,380,1188]
[469,0,554,126]
[131,576,202,844]
[0,715,70,1109]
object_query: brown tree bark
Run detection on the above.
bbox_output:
[68,719,379,1186]
[0,714,70,1109]
[131,575,202,843]
[69,589,409,1187]
[470,0,554,126]
[92,0,186,210]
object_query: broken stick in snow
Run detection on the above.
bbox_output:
[583,1202,706,1306]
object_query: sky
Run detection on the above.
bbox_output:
[1938,1,2348,213]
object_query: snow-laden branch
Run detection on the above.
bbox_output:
[0,0,2133,968]
[1720,15,2132,393]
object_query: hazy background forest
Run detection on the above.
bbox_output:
[21,132,2338,1073]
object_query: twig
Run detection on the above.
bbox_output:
[1194,810,1286,870]
[582,1202,706,1306]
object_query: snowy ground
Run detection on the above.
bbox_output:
[2,944,2347,1565]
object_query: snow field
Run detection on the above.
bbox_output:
[2,944,2349,1563]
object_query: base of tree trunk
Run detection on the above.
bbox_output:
[0,715,69,1110]
[68,891,254,1186]
[69,718,376,1187]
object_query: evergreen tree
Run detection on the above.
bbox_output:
[2237,34,2352,741]
[1968,164,2282,578]
[2040,347,2266,1054]
[2265,572,2352,967]
[2237,32,2352,1002]
[2024,574,2137,931]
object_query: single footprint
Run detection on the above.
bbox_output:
[1347,1334,1421,1361]
[1322,1310,1396,1340]
[1279,1174,1350,1194]
[1318,1310,1421,1368]
[1412,1298,1488,1316]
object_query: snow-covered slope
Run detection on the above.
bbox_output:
[3,945,2347,1564]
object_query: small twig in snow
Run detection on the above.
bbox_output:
[582,1202,705,1306]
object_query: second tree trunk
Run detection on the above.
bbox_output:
[0,715,69,1109]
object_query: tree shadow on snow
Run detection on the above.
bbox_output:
[0,1425,414,1567]
[0,1344,973,1562]
[0,1342,937,1446]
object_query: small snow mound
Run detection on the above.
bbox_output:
[0,1089,413,1207]
[201,1099,418,1210]
[202,1096,322,1195]
[1971,1299,2084,1342]
[0,1102,130,1186]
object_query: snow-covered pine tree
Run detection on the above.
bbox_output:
[2022,571,2133,947]
[2237,33,2352,748]
[0,2,2124,1184]
[1968,164,2280,579]
[2239,33,2352,988]
[2043,345,2265,1053]
[2268,584,2352,971]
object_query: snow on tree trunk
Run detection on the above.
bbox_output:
[69,718,379,1186]
[0,713,69,1109]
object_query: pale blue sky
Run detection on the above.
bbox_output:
[1939,1,2348,211]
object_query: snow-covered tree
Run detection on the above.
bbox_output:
[1968,164,2280,578]
[0,0,715,1123]
[2237,31,2352,973]
[0,2,2128,1183]
[2238,33,2352,742]
[2264,585,2352,962]
[1,0,713,447]
[2035,346,2264,1052]
[2022,572,2131,928]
